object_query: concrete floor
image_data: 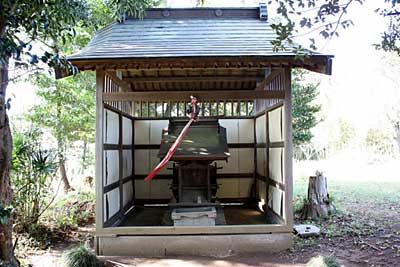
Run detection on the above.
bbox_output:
[119,205,269,226]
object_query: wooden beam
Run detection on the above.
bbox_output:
[105,71,131,92]
[125,76,264,83]
[103,90,285,101]
[254,69,283,91]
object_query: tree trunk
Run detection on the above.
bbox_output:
[300,172,335,220]
[81,140,87,174]
[59,160,73,193]
[0,57,18,265]
[394,123,400,154]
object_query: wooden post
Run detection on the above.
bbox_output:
[283,68,293,227]
[95,69,105,231]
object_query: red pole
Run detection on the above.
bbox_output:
[144,96,198,182]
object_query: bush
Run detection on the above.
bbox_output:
[307,255,340,267]
[63,245,97,267]
[11,127,58,233]
[365,128,393,155]
[47,190,95,231]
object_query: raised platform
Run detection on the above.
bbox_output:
[118,205,270,226]
[96,233,292,256]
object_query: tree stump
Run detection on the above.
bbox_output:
[300,171,335,219]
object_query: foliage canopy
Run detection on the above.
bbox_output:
[292,70,321,146]
[270,0,400,55]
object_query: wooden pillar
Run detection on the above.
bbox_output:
[283,68,293,227]
[118,113,124,220]
[95,69,105,230]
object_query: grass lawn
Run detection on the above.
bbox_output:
[290,159,400,266]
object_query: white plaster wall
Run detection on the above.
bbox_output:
[103,151,119,186]
[217,178,239,198]
[255,115,266,143]
[134,120,150,144]
[269,148,283,183]
[104,188,120,222]
[122,117,132,145]
[268,186,283,217]
[122,150,132,178]
[104,110,119,144]
[256,148,266,176]
[135,180,150,199]
[239,178,253,198]
[134,150,149,175]
[268,107,283,142]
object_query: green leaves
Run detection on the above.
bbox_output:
[11,127,58,230]
[106,0,155,21]
[270,0,365,53]
[292,69,321,147]
[27,72,96,158]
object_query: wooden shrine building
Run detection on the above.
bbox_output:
[65,6,333,256]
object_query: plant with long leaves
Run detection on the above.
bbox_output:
[11,127,58,232]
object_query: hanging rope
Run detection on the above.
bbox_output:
[144,96,199,182]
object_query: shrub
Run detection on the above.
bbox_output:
[11,127,58,233]
[365,128,393,155]
[48,190,95,231]
[307,255,340,267]
[63,245,97,267]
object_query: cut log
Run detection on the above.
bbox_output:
[300,171,335,220]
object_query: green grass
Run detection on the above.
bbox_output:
[294,178,400,207]
[63,245,97,267]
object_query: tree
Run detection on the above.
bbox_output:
[0,1,152,264]
[379,54,400,154]
[292,69,321,147]
[270,0,400,55]
[0,1,88,264]
[28,73,96,192]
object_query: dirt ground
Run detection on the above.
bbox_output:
[25,195,399,267]
[24,161,400,267]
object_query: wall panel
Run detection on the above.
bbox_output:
[238,119,254,143]
[256,148,266,176]
[255,115,266,143]
[268,108,282,142]
[102,104,135,227]
[122,150,133,178]
[268,186,283,217]
[269,148,283,183]
[239,178,253,198]
[134,118,256,200]
[122,117,132,145]
[104,188,120,222]
[134,120,150,144]
[104,151,119,186]
[123,180,134,206]
[217,178,239,198]
[104,110,119,144]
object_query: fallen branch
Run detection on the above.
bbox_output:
[361,240,383,254]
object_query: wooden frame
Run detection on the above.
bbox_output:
[103,90,285,101]
[95,67,293,237]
